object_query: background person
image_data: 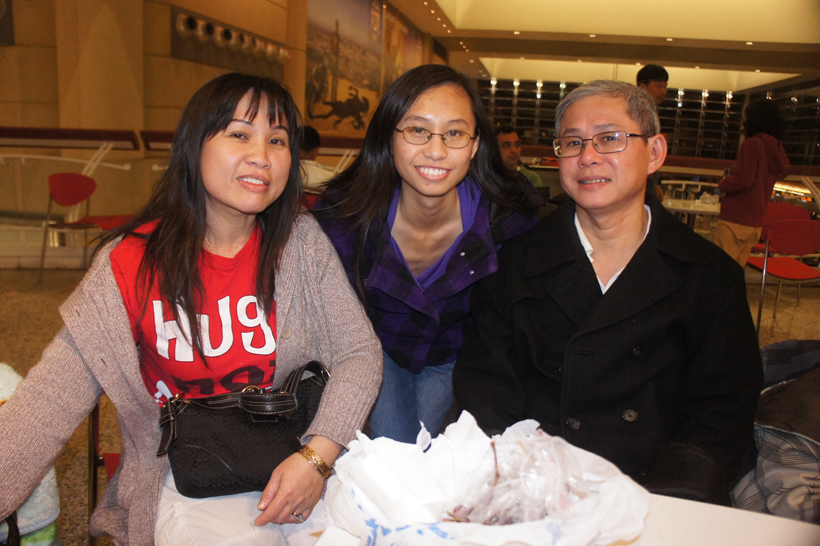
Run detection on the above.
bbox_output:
[454,80,762,505]
[496,125,544,187]
[300,125,335,193]
[714,99,791,266]
[637,64,669,201]
[314,64,539,444]
[0,73,382,545]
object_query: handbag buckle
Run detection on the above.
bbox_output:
[241,385,262,394]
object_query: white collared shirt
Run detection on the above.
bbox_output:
[574,205,652,293]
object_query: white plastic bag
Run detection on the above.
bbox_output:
[323,411,649,546]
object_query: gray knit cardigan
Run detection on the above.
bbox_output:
[0,214,383,544]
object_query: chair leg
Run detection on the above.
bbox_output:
[797,282,802,304]
[755,243,771,339]
[772,280,783,322]
[38,199,54,284]
[88,404,102,546]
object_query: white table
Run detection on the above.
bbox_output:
[662,198,720,229]
[310,493,820,545]
[633,494,820,545]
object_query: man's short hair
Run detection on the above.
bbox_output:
[300,126,321,153]
[636,65,669,85]
[495,125,517,137]
[554,80,661,138]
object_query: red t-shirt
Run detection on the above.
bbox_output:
[111,224,277,405]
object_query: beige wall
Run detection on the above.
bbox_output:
[0,0,59,127]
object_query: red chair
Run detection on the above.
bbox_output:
[747,219,820,337]
[39,173,132,282]
[750,202,810,254]
[89,401,120,546]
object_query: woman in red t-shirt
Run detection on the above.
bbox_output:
[0,73,381,545]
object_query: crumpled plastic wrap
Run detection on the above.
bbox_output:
[322,411,650,546]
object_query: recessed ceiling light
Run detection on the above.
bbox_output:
[459,41,463,44]
[755,69,761,73]
[695,66,700,69]
[469,59,475,63]
[589,34,596,38]
[513,31,520,35]
[431,9,435,13]
[577,59,583,62]
[635,63,641,66]
[465,49,469,52]
[447,30,451,33]
[520,57,525,60]
[666,38,673,41]
[746,42,753,45]
[442,24,446,27]
[436,17,440,20]
[423,1,427,4]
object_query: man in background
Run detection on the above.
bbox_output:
[637,65,669,201]
[300,126,334,193]
[496,126,543,187]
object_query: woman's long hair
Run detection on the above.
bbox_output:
[315,64,537,303]
[743,99,786,142]
[101,73,302,361]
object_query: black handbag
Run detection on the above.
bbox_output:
[156,360,329,498]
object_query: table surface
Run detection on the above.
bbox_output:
[662,198,721,215]
[633,493,820,546]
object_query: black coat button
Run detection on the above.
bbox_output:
[566,416,581,430]
[631,347,643,358]
[622,409,638,422]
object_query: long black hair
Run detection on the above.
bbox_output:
[743,99,786,141]
[315,64,537,303]
[101,73,302,361]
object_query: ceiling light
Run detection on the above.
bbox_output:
[520,57,525,60]
[442,24,446,27]
[459,41,463,44]
[577,60,582,62]
[727,91,733,99]
[635,63,641,66]
[536,80,542,88]
[536,93,541,99]
[678,89,684,96]
[423,1,427,4]
[436,17,440,21]
[465,49,469,52]
[678,102,683,107]
[755,69,761,73]
[746,42,753,45]
[695,66,700,69]
[469,59,474,63]
[589,34,596,38]
[513,31,520,35]
[431,9,435,13]
[559,82,566,89]
[513,79,520,87]
[490,78,497,86]
[447,30,451,33]
[666,38,673,41]
[702,90,709,97]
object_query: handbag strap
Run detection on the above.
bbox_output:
[157,361,330,456]
[1,511,20,546]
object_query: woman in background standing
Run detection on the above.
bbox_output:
[714,99,791,266]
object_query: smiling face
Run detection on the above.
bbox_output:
[200,92,291,233]
[558,95,666,218]
[392,84,479,201]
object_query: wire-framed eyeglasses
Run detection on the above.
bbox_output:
[395,127,478,149]
[553,131,650,158]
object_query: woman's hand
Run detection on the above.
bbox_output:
[254,436,343,526]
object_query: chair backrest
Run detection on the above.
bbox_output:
[763,219,820,256]
[763,202,810,226]
[48,173,97,207]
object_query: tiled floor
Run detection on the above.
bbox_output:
[1,268,819,544]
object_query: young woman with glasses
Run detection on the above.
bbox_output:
[313,64,539,444]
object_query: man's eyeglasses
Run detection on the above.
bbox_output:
[553,131,650,158]
[395,127,477,149]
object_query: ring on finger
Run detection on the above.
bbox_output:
[292,512,304,523]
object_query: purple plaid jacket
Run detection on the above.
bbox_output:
[316,187,538,373]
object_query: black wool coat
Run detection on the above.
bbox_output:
[454,197,762,504]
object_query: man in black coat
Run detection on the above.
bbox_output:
[454,80,762,505]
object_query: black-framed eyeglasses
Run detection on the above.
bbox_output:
[553,131,650,158]
[395,127,478,149]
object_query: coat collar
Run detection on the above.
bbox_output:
[523,196,715,329]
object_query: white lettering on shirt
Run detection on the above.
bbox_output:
[201,296,233,357]
[237,295,276,355]
[153,301,194,362]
